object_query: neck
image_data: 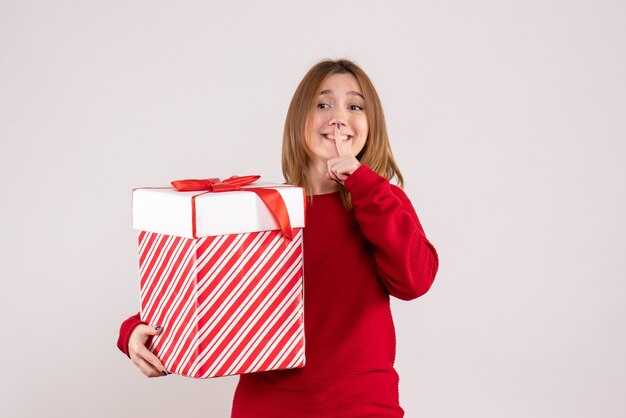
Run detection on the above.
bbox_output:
[308,160,340,195]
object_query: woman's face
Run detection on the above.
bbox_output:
[306,73,368,165]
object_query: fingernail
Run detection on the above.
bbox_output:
[155,326,162,331]
[161,370,167,376]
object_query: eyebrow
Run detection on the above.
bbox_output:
[319,89,364,99]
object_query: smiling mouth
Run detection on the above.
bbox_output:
[322,133,352,141]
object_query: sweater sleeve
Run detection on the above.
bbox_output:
[344,164,439,300]
[117,312,145,357]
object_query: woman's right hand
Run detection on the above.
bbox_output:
[128,324,169,377]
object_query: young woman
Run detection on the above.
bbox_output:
[118,59,439,417]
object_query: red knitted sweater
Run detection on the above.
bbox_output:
[118,164,439,417]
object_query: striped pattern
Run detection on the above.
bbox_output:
[138,228,305,378]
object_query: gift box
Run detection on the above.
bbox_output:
[132,176,306,378]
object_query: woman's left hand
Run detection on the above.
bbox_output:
[326,155,361,184]
[326,125,361,184]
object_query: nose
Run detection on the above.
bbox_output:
[328,106,348,128]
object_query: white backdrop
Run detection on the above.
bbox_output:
[1,1,625,417]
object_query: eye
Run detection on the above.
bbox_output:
[349,105,364,111]
[317,103,331,109]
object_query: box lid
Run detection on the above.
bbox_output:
[132,183,305,239]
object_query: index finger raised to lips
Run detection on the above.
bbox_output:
[334,124,350,156]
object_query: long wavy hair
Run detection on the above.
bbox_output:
[282,59,404,209]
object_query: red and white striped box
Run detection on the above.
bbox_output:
[132,179,306,378]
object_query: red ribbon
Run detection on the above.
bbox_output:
[171,175,293,240]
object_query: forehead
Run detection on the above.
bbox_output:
[318,73,362,95]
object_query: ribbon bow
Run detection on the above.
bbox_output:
[171,175,293,240]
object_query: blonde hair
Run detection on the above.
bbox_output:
[282,59,404,208]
